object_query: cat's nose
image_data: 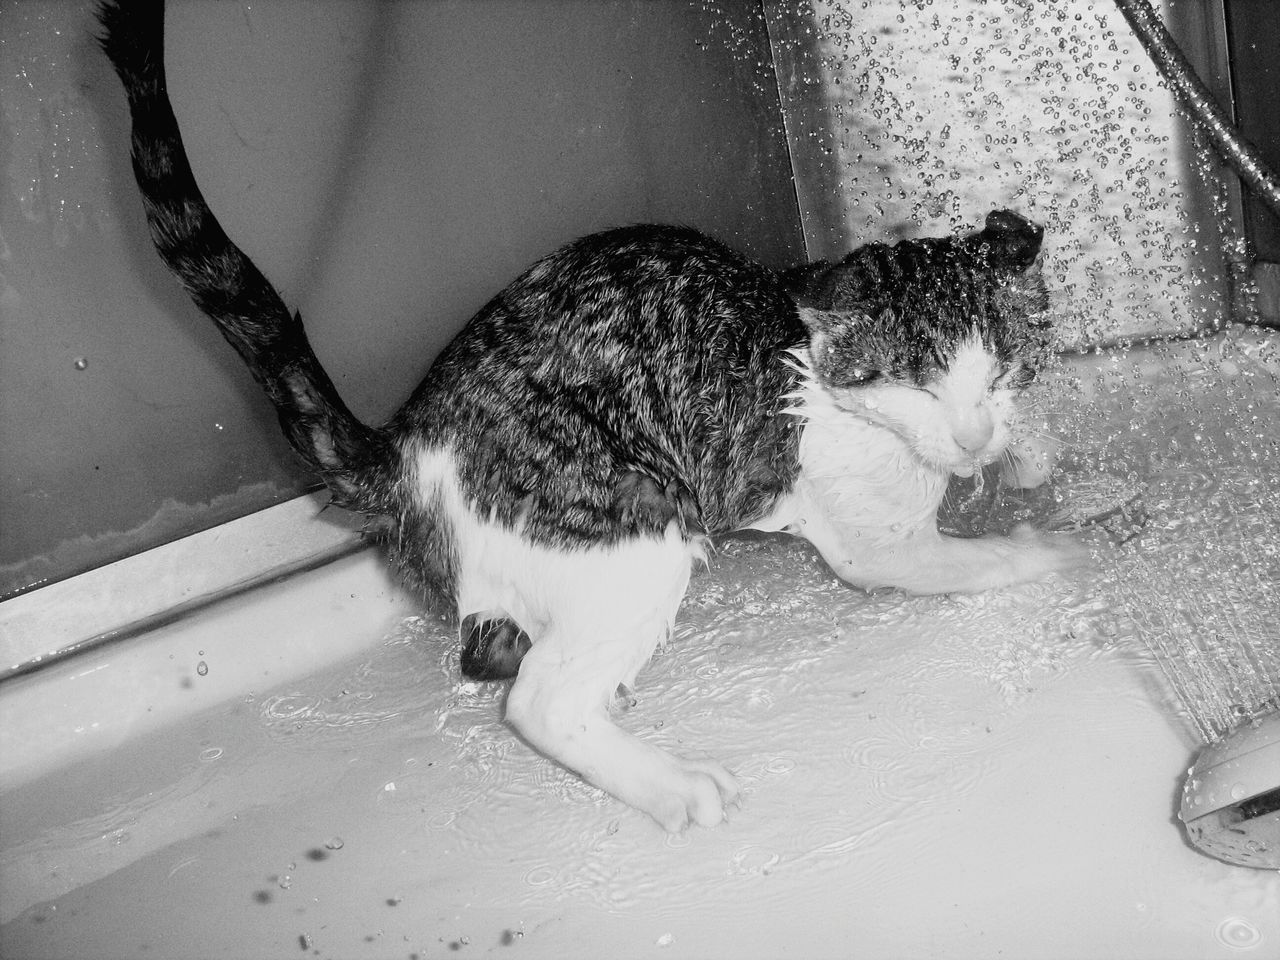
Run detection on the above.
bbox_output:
[952,408,994,454]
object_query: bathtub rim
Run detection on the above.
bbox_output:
[0,492,369,683]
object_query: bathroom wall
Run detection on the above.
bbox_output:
[768,0,1236,346]
[0,0,804,599]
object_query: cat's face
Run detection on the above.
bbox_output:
[803,316,1028,477]
[794,210,1053,477]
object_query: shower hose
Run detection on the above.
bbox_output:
[1112,0,1280,226]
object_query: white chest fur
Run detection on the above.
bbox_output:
[749,376,951,569]
[748,346,1084,596]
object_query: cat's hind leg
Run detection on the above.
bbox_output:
[502,536,739,832]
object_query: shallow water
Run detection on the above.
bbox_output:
[3,339,1280,959]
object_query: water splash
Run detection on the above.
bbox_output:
[782,0,1230,344]
[1115,491,1280,742]
[1082,338,1280,743]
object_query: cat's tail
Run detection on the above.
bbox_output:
[96,0,387,513]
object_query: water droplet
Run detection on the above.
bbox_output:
[72,357,87,370]
[199,747,223,762]
[1215,916,1262,950]
[196,660,208,677]
[324,836,344,850]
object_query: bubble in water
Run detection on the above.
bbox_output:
[196,661,208,677]
[523,866,556,886]
[728,845,782,876]
[324,836,344,850]
[72,357,87,370]
[198,747,223,762]
[1215,916,1262,950]
[765,756,797,775]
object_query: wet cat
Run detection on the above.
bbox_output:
[98,0,1084,832]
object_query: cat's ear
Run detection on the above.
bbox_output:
[979,209,1044,272]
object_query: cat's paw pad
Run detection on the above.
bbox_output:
[646,757,740,833]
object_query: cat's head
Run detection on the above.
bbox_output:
[796,209,1052,477]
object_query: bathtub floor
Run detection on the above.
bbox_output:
[3,334,1280,959]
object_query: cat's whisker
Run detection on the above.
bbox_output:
[1020,429,1069,451]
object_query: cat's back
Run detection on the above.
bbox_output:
[440,223,790,365]
[399,223,801,431]
[393,223,806,541]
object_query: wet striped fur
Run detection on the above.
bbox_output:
[98,0,1084,831]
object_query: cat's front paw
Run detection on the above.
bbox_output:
[1007,522,1094,577]
[640,757,740,833]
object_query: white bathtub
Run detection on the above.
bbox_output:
[2,339,1278,959]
